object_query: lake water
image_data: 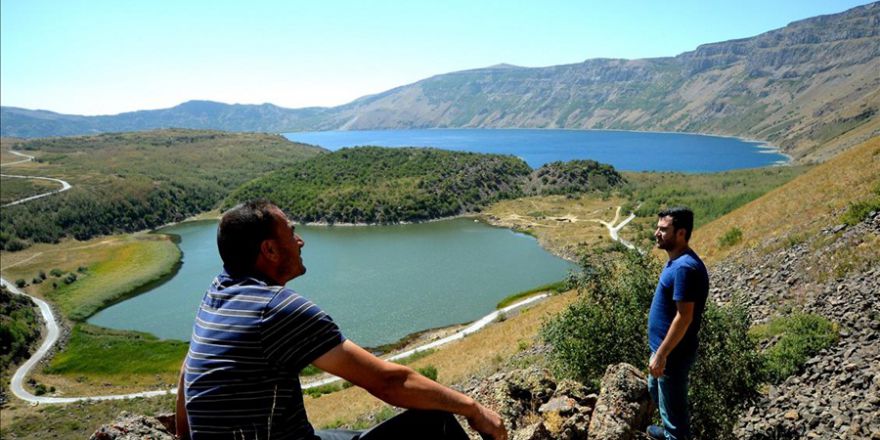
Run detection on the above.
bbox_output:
[283,129,789,171]
[88,218,574,347]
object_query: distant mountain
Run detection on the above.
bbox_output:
[3,2,878,161]
[0,101,327,138]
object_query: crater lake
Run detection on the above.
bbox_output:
[88,218,575,347]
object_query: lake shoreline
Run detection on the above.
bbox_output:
[283,127,793,169]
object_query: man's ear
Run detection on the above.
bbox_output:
[676,227,688,242]
[260,239,278,262]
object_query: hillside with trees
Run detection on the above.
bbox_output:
[226,147,624,224]
[0,129,324,250]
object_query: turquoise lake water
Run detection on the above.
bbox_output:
[88,218,574,347]
[283,129,788,171]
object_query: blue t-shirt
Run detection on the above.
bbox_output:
[184,271,345,440]
[647,249,709,357]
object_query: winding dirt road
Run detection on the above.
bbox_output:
[1,152,173,403]
[1,151,72,207]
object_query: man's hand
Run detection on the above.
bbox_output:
[649,352,666,378]
[314,341,508,439]
[466,403,507,440]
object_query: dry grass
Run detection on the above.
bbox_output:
[481,194,626,259]
[692,136,880,264]
[304,290,576,428]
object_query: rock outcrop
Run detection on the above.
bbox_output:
[588,364,653,440]
[462,364,651,440]
[89,412,176,440]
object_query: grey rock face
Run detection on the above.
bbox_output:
[588,363,653,440]
[89,412,175,440]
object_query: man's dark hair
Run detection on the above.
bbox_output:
[658,207,694,241]
[217,199,279,277]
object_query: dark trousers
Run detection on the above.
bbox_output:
[315,410,469,440]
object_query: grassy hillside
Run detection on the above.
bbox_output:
[0,129,324,250]
[619,166,810,248]
[227,147,623,224]
[692,136,879,263]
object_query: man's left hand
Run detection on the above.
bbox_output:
[649,352,666,378]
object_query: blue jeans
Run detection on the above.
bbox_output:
[647,351,695,440]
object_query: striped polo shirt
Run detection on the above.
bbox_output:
[184,270,345,440]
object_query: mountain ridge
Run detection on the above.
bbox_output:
[2,2,878,162]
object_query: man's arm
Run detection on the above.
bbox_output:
[312,340,507,440]
[648,301,694,378]
[176,364,190,440]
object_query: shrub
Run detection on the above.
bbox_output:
[751,313,838,383]
[689,296,765,440]
[50,268,64,277]
[417,365,438,381]
[840,197,880,226]
[15,279,26,288]
[541,246,658,388]
[718,227,743,248]
[303,383,341,398]
[38,270,47,280]
[63,273,78,285]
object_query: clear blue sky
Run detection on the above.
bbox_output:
[1,0,872,115]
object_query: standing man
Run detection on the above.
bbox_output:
[177,199,507,440]
[646,207,709,440]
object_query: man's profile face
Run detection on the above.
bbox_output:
[654,215,681,250]
[268,207,306,282]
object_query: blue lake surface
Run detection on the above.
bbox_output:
[283,129,788,172]
[89,219,574,347]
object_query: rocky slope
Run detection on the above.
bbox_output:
[3,3,878,162]
[711,212,880,439]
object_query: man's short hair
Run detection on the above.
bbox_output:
[658,207,694,241]
[217,199,279,277]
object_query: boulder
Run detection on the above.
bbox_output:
[588,363,653,440]
[89,412,176,440]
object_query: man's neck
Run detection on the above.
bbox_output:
[666,245,690,261]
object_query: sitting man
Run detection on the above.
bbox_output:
[176,199,507,440]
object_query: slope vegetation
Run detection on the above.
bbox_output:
[692,136,879,263]
[0,129,324,250]
[227,147,623,224]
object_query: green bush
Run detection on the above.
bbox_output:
[541,246,658,388]
[751,313,838,383]
[840,197,880,226]
[15,279,26,288]
[417,365,438,381]
[50,268,64,277]
[689,296,765,440]
[0,287,41,376]
[718,227,743,248]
